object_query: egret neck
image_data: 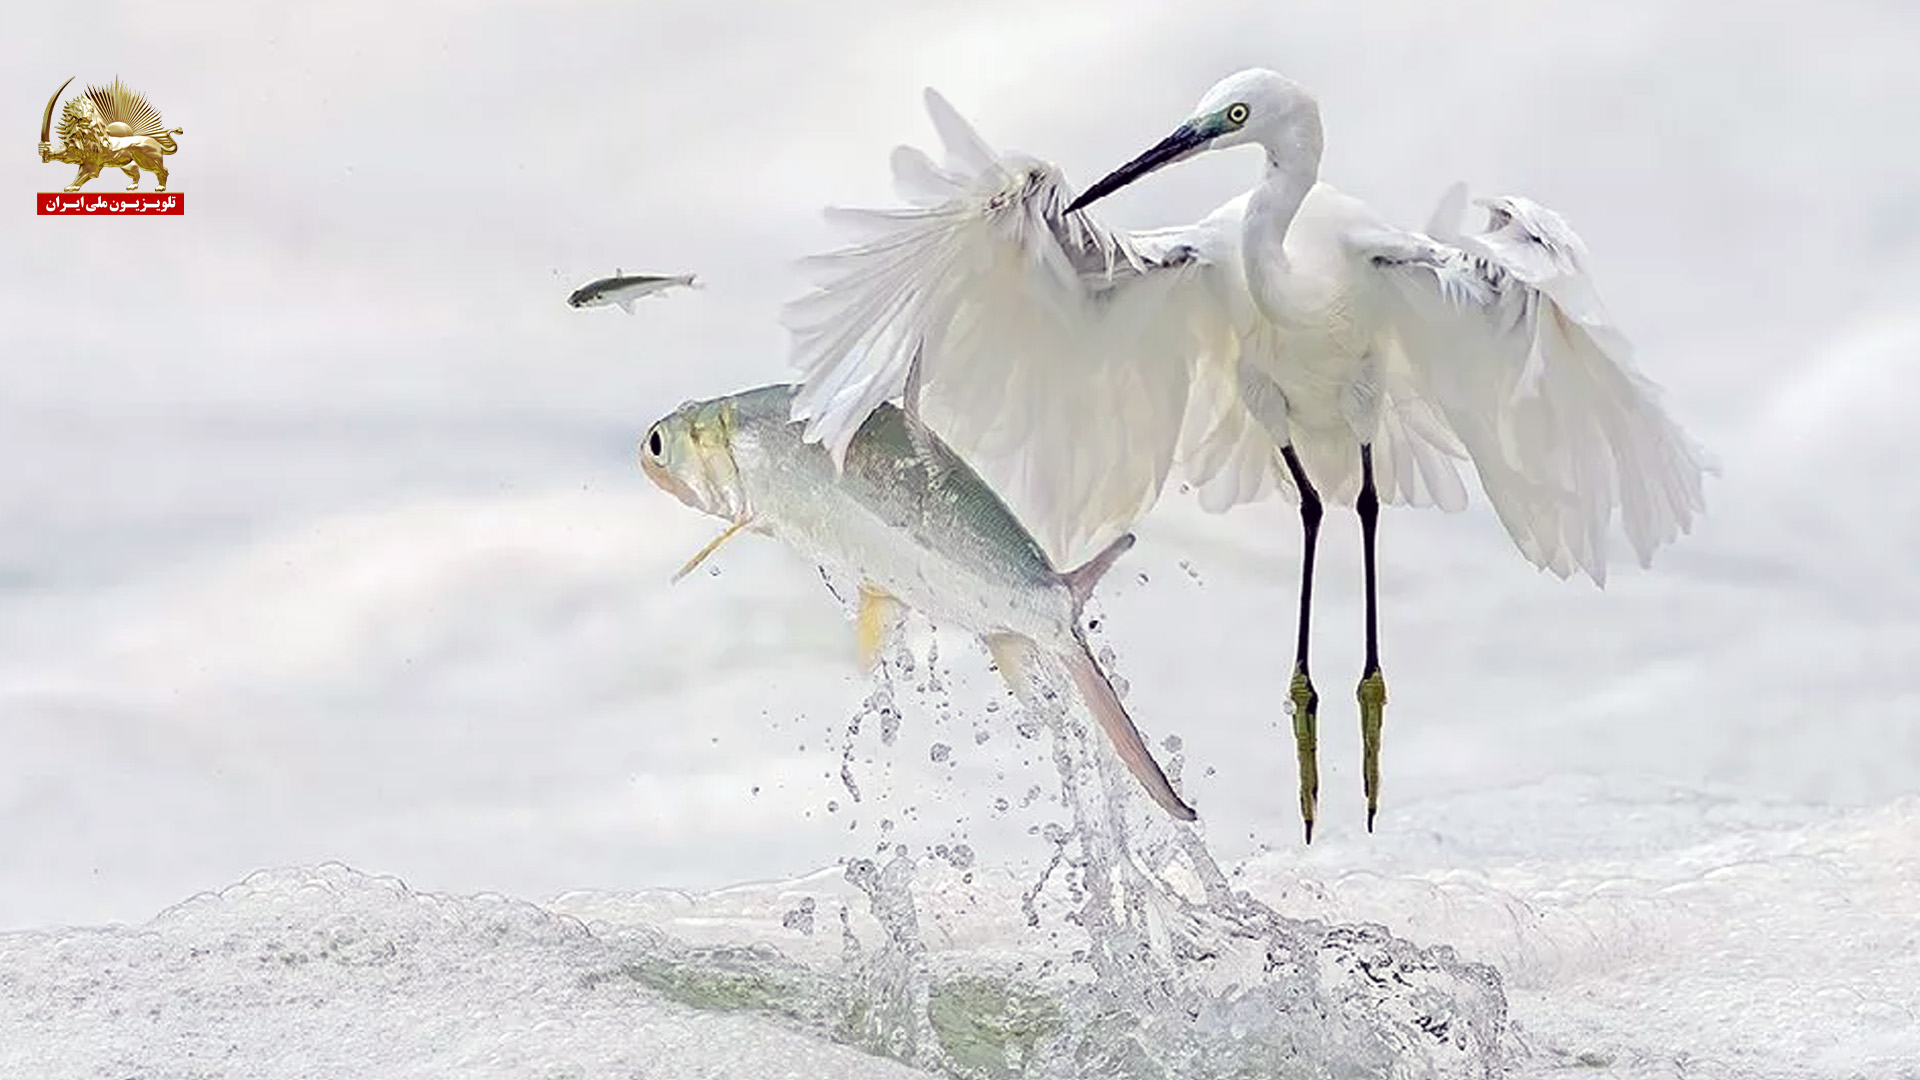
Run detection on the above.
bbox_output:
[1242,115,1323,332]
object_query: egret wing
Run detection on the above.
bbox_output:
[784,88,1230,566]
[1354,193,1710,583]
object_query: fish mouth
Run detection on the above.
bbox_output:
[640,453,700,509]
[1064,121,1210,214]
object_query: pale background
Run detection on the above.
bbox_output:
[4,2,1919,1070]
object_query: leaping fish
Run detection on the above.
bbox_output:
[567,271,700,312]
[639,383,1197,821]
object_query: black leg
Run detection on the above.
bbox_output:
[1356,444,1388,831]
[1279,445,1322,843]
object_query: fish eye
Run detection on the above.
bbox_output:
[1226,103,1250,125]
[646,426,664,459]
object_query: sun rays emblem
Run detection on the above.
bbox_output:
[38,76,185,192]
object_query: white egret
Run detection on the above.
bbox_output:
[784,70,1710,840]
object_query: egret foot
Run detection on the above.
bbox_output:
[1289,666,1320,843]
[1357,669,1387,831]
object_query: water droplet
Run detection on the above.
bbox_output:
[781,896,816,935]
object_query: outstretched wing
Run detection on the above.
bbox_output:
[784,88,1230,567]
[1356,190,1711,584]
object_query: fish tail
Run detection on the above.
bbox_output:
[1059,635,1196,821]
[1060,533,1135,617]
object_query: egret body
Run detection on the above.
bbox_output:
[785,70,1709,840]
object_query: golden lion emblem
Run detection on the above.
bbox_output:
[38,77,184,192]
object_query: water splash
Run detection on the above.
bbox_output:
[584,631,1512,1078]
[1,619,1513,1078]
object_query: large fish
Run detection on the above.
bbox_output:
[640,384,1197,820]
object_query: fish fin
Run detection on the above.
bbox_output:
[900,343,949,484]
[1060,533,1137,615]
[903,341,926,420]
[1060,637,1196,821]
[857,585,906,673]
[615,296,635,314]
[983,632,1040,703]
[673,517,752,582]
[905,416,944,484]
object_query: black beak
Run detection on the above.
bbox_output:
[1065,122,1211,214]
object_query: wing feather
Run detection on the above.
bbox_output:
[784,88,1225,566]
[1357,194,1710,583]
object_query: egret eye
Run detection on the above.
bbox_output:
[646,427,664,459]
[1226,103,1250,125]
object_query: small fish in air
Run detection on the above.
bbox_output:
[639,383,1197,821]
[567,271,700,313]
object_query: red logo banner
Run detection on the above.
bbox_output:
[37,192,183,215]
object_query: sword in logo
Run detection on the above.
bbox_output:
[39,75,74,162]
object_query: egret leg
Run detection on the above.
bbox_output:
[1279,446,1322,843]
[1356,444,1388,831]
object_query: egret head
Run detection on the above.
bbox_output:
[1066,69,1322,214]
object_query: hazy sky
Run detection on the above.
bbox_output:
[5,0,1920,947]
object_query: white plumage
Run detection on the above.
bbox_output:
[785,91,1212,567]
[782,68,1711,836]
[783,72,1708,580]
